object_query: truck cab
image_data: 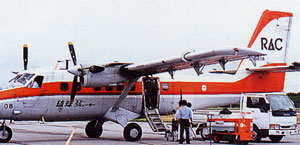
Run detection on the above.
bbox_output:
[241,93,298,142]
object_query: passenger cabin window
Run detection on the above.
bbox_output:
[117,84,124,91]
[60,83,69,91]
[105,86,113,91]
[162,83,169,91]
[94,87,101,91]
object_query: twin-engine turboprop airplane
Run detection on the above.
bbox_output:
[0,10,299,143]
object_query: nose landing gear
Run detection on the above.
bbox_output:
[0,121,12,143]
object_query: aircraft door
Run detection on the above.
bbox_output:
[142,77,160,110]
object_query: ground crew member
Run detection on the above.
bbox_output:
[178,100,193,144]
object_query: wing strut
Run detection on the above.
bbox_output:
[112,77,140,111]
[104,77,141,127]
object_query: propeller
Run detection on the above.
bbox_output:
[70,76,78,101]
[67,42,105,101]
[68,42,79,101]
[23,44,28,70]
[68,42,77,66]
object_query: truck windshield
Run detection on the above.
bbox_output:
[266,94,295,111]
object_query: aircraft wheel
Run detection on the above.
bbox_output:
[85,120,103,138]
[0,126,12,143]
[269,135,283,142]
[123,123,142,141]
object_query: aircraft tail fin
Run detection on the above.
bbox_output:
[247,10,293,65]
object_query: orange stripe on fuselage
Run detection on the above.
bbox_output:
[0,71,285,100]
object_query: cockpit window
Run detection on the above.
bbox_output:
[15,73,35,85]
[27,76,44,88]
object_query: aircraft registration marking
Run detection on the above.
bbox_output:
[56,100,96,108]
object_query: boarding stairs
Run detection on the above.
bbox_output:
[144,108,167,132]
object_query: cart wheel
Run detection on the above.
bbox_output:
[235,135,249,145]
[213,134,220,143]
[200,127,210,140]
[165,131,174,141]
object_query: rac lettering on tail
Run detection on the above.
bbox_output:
[261,37,283,51]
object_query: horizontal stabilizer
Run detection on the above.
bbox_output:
[209,69,237,75]
[246,62,300,72]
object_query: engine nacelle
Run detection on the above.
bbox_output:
[80,71,129,87]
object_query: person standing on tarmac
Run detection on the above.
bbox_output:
[186,102,195,140]
[178,100,193,144]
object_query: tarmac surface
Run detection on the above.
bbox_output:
[1,121,300,145]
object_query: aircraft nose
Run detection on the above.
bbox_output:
[68,65,82,76]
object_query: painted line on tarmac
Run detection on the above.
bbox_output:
[65,126,76,145]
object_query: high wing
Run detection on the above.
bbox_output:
[246,62,300,72]
[126,48,265,77]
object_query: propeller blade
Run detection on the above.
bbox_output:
[23,44,28,70]
[70,76,78,101]
[68,42,77,66]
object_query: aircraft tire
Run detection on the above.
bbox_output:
[123,123,142,141]
[269,135,283,142]
[0,126,12,143]
[85,120,103,138]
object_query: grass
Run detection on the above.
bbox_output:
[133,115,174,122]
[134,112,300,124]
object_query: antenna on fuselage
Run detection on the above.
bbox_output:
[180,88,183,101]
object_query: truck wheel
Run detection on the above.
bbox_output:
[252,126,261,142]
[269,135,283,142]
[0,126,12,143]
[123,123,142,141]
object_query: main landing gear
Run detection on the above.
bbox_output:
[123,123,142,141]
[0,121,12,143]
[85,120,104,138]
[85,120,142,141]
